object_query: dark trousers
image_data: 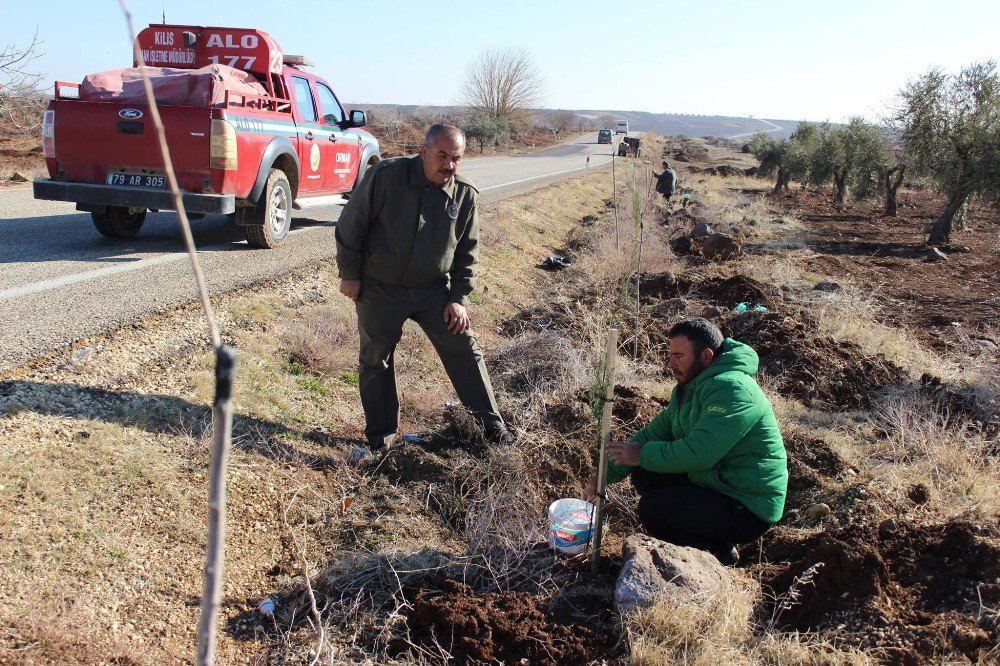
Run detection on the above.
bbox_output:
[355,277,503,448]
[631,467,771,552]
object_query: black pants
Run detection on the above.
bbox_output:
[631,467,771,552]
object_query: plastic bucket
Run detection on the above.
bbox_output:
[547,498,594,555]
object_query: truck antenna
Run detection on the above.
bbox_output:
[162,1,166,24]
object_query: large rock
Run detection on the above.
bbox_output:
[614,535,731,614]
[691,222,713,238]
[699,233,741,261]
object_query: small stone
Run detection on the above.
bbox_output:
[71,347,96,364]
[806,503,831,519]
[10,172,30,183]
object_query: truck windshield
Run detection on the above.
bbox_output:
[292,77,317,122]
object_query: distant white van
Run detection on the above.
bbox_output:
[615,120,628,134]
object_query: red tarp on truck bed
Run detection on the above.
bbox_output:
[79,64,268,106]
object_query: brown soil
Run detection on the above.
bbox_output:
[755,518,1000,664]
[782,430,855,498]
[0,131,45,184]
[402,579,613,665]
[720,308,904,410]
[775,188,1000,355]
[635,271,904,410]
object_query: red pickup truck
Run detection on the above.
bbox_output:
[33,24,380,248]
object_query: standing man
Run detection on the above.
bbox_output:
[653,160,677,201]
[584,318,787,562]
[335,124,512,451]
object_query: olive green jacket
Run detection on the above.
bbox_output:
[607,339,788,523]
[335,155,480,305]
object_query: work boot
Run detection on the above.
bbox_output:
[714,544,740,566]
[486,426,517,446]
[367,434,398,453]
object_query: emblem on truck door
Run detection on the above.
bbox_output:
[310,144,321,172]
[119,108,144,119]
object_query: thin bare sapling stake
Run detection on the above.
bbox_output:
[591,327,618,575]
[197,347,236,664]
[612,149,619,251]
[118,3,236,663]
[630,169,645,362]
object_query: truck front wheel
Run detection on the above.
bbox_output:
[92,206,146,239]
[244,169,292,249]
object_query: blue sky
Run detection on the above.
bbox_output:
[3,0,997,122]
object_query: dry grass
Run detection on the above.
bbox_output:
[867,387,1000,514]
[625,574,870,665]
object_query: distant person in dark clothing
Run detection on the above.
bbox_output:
[653,160,677,201]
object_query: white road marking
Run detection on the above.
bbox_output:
[0,246,225,300]
[481,158,609,192]
[3,152,612,300]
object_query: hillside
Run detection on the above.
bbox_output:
[2,136,997,664]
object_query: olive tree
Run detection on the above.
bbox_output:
[809,118,892,205]
[748,122,818,194]
[896,61,1000,244]
[461,114,510,153]
[459,47,544,126]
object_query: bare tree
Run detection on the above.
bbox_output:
[1,30,47,134]
[459,47,544,125]
[544,109,576,137]
[597,114,617,130]
[366,106,406,145]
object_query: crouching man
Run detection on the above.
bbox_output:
[585,318,787,561]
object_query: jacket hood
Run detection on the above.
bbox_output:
[697,338,759,382]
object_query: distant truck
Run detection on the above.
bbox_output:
[615,120,628,134]
[33,24,380,248]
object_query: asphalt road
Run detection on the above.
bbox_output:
[0,135,617,371]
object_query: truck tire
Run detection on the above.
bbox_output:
[244,169,292,249]
[91,206,146,239]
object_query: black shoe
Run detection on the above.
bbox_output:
[367,436,397,453]
[714,544,740,565]
[486,426,517,446]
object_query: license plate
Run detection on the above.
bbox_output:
[106,173,166,188]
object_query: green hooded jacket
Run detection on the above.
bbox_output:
[607,338,788,523]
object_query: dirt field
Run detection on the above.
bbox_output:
[2,135,998,664]
[0,130,45,184]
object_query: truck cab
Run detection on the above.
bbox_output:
[33,24,380,248]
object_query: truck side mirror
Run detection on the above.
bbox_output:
[347,110,366,128]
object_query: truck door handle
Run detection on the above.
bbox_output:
[328,134,337,142]
[304,131,314,140]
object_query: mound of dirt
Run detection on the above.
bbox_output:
[722,310,904,409]
[546,385,667,443]
[537,386,667,498]
[782,431,855,498]
[691,275,781,309]
[403,579,611,665]
[757,518,1000,663]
